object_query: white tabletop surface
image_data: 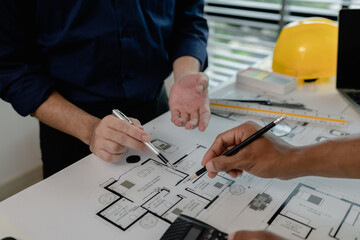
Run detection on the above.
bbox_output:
[1,76,360,240]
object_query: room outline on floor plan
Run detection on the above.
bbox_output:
[267,183,360,239]
[96,144,236,231]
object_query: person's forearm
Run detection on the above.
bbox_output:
[33,91,100,145]
[290,136,360,179]
[173,56,201,81]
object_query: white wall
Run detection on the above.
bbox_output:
[0,100,42,201]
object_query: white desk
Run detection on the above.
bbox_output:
[1,79,360,240]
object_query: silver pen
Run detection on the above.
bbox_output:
[112,109,176,170]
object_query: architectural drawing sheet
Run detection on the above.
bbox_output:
[90,117,275,238]
[0,112,360,240]
[89,110,360,239]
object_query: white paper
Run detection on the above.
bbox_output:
[0,112,359,240]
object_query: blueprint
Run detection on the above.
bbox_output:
[1,112,360,240]
[89,112,360,239]
[266,183,360,239]
[91,122,274,238]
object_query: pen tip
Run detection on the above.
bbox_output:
[167,163,176,170]
[188,174,197,181]
[274,115,287,124]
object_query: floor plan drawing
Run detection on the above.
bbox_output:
[85,111,360,240]
[88,114,360,239]
[1,112,360,240]
[95,160,277,236]
[267,183,360,240]
[96,144,237,231]
[92,131,277,237]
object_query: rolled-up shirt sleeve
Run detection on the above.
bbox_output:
[170,0,209,71]
[0,1,54,116]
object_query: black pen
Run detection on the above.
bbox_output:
[186,115,286,181]
[112,109,176,170]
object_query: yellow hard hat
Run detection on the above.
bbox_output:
[272,18,338,81]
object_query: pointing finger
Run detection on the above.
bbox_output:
[206,155,243,173]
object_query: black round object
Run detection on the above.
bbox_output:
[126,155,141,163]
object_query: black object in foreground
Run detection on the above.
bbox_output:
[160,214,227,240]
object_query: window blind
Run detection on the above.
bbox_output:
[205,0,360,90]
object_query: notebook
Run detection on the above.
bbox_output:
[336,9,360,113]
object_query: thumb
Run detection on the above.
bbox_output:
[206,155,238,173]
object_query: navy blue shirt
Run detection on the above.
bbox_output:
[0,0,208,116]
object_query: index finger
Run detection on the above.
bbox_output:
[129,117,144,130]
[206,157,242,179]
[109,116,151,142]
[202,128,240,166]
[206,155,244,174]
[202,121,261,166]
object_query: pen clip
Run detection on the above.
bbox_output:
[112,109,133,124]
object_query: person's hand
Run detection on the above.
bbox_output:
[202,121,298,180]
[89,115,151,162]
[169,72,210,131]
[228,230,285,240]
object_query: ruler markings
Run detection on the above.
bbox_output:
[210,100,348,126]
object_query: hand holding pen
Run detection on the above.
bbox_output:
[190,116,288,181]
[112,109,176,170]
[88,110,152,162]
